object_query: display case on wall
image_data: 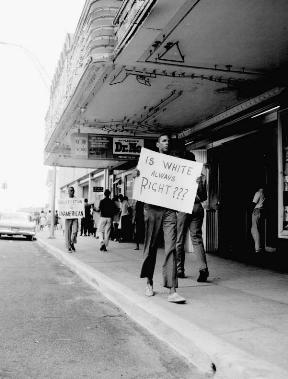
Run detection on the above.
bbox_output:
[278,109,288,238]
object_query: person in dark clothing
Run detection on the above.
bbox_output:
[133,201,145,250]
[54,210,59,229]
[111,196,121,241]
[118,194,132,242]
[97,189,116,251]
[133,134,186,303]
[80,199,90,236]
[175,150,209,282]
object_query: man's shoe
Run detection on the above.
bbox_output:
[197,268,209,282]
[145,284,154,297]
[71,243,76,252]
[67,248,72,253]
[168,293,186,303]
[100,244,107,252]
[177,271,186,278]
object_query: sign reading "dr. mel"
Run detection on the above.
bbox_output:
[113,138,144,155]
[132,148,203,213]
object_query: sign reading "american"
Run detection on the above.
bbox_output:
[58,198,85,218]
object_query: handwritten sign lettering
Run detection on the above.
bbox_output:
[58,198,84,219]
[132,148,203,213]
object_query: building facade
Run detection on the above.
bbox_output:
[45,0,288,257]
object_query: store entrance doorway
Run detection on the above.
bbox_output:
[217,126,277,257]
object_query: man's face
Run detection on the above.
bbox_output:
[157,135,170,154]
[68,187,75,198]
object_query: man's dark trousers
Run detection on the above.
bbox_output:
[140,204,178,289]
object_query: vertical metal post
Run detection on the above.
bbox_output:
[49,165,57,239]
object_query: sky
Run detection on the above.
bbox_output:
[0,0,86,210]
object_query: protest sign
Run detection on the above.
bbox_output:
[132,148,203,213]
[58,198,84,219]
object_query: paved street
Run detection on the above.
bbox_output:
[0,237,205,379]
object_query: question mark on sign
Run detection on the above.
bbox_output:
[177,188,183,199]
[182,189,189,200]
[173,187,178,198]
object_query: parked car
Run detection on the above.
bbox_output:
[0,211,36,240]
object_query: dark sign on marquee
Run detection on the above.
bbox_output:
[88,136,113,159]
[93,186,104,192]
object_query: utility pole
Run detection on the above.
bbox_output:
[49,165,57,239]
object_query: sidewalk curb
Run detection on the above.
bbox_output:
[37,238,288,379]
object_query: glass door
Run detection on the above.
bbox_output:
[278,110,288,238]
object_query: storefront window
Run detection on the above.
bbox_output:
[279,110,288,237]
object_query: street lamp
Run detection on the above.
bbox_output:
[0,40,57,238]
[0,41,51,89]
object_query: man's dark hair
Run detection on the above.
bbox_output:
[68,186,75,191]
[104,189,111,197]
[84,198,88,203]
[157,133,171,142]
[184,150,196,161]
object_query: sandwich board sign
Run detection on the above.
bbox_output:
[58,198,84,219]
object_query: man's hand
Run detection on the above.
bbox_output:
[196,174,204,184]
[132,169,140,179]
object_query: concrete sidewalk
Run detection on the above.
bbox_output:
[37,230,288,379]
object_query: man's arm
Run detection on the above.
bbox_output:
[132,168,140,178]
[196,174,207,202]
[96,200,102,213]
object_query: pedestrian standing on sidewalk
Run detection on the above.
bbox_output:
[97,189,116,252]
[175,150,209,282]
[46,210,52,230]
[118,194,132,242]
[54,210,59,230]
[132,200,145,250]
[251,186,266,253]
[80,199,90,236]
[111,196,121,241]
[133,134,186,304]
[92,204,100,238]
[39,210,46,231]
[65,186,78,252]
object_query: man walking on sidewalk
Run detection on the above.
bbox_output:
[65,186,78,253]
[97,189,116,252]
[176,151,209,282]
[134,134,186,304]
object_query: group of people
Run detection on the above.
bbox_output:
[54,132,268,306]
[80,199,96,237]
[64,190,145,253]
[36,210,61,231]
[96,192,145,251]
